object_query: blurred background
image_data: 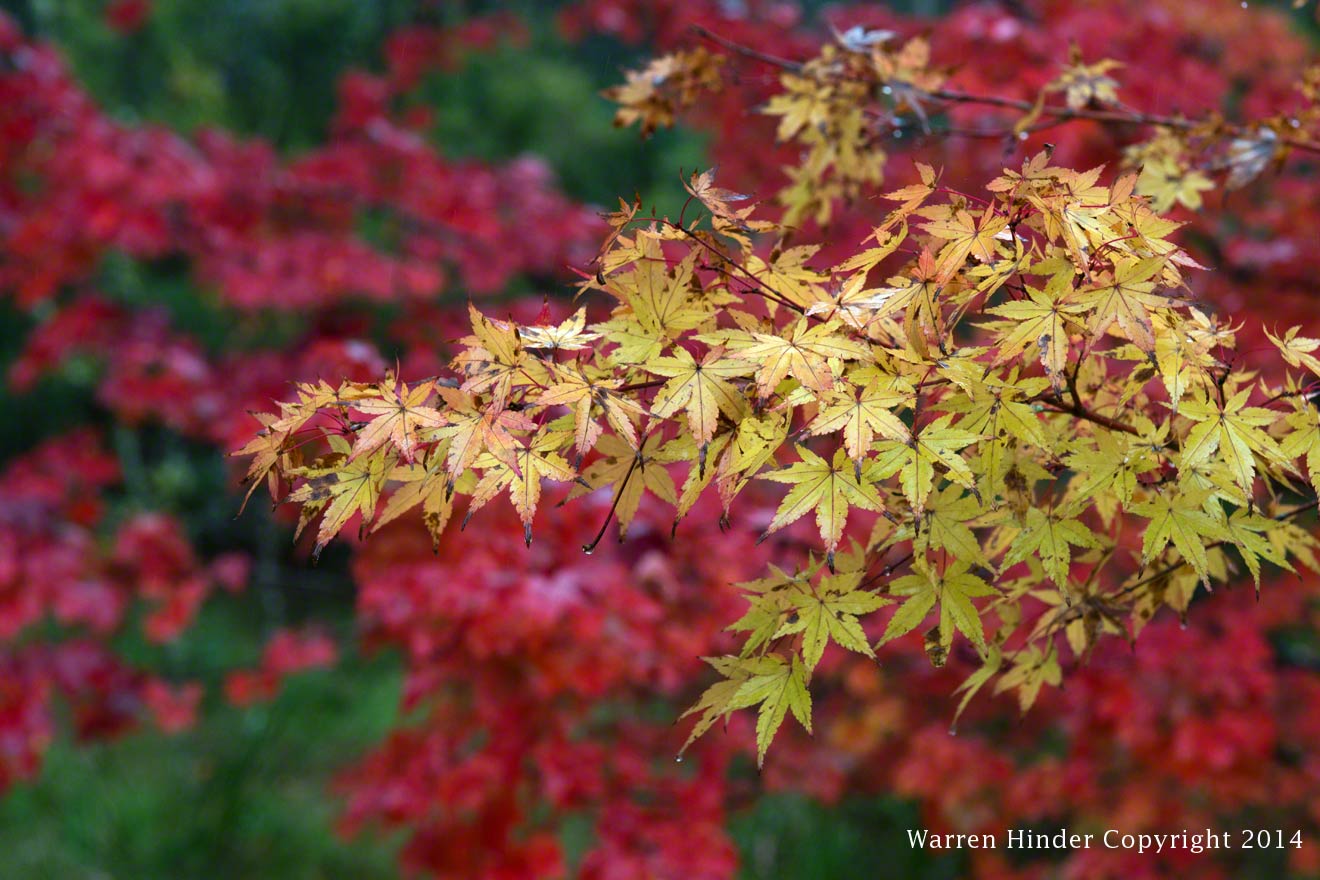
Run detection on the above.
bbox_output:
[0,1,1318,878]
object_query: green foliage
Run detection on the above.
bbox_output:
[10,0,414,147]
[414,38,708,210]
[0,601,404,880]
[730,794,966,880]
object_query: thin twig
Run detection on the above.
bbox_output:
[1035,395,1141,438]
[1051,497,1320,629]
[582,449,643,553]
[687,26,1320,157]
[689,24,803,72]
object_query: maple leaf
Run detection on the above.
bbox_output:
[1065,427,1161,510]
[880,162,938,226]
[1051,48,1122,109]
[804,264,903,327]
[1001,507,1101,589]
[763,71,832,142]
[1152,308,1225,412]
[233,381,339,511]
[723,318,872,396]
[739,245,831,313]
[942,374,1049,498]
[727,563,815,657]
[1177,389,1291,503]
[986,148,1072,193]
[881,560,997,655]
[915,484,988,566]
[1267,325,1320,376]
[679,656,754,757]
[287,435,392,560]
[684,166,754,223]
[771,567,890,670]
[456,305,533,406]
[1071,257,1173,352]
[518,307,601,351]
[994,645,1061,713]
[1282,405,1320,497]
[234,410,294,512]
[920,207,1007,280]
[604,48,724,136]
[372,460,455,550]
[430,387,536,484]
[826,250,941,345]
[983,278,1088,389]
[670,432,729,528]
[465,436,579,546]
[597,243,708,364]
[1137,158,1214,212]
[872,414,982,516]
[952,646,1003,728]
[727,654,813,768]
[806,374,913,468]
[1131,487,1232,587]
[678,651,814,767]
[347,379,445,464]
[710,411,790,517]
[757,446,889,568]
[1268,516,1320,577]
[536,366,643,457]
[1223,509,1293,591]
[645,347,753,452]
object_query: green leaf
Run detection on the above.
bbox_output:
[880,559,995,656]
[758,446,889,566]
[727,654,814,767]
[880,571,938,644]
[1177,389,1291,503]
[994,645,1061,713]
[679,656,754,756]
[1223,510,1293,592]
[983,280,1088,388]
[775,570,890,670]
[1131,488,1231,587]
[952,646,1003,730]
[939,563,997,654]
[1002,507,1101,589]
[873,414,982,516]
[917,484,987,566]
[727,563,816,656]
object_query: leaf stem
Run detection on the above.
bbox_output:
[582,448,644,553]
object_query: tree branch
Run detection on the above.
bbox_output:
[686,26,1320,157]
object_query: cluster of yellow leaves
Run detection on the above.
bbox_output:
[1051,45,1122,110]
[240,156,1320,766]
[603,47,725,137]
[608,31,1320,225]
[766,32,947,227]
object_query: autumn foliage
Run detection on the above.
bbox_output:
[9,1,1320,879]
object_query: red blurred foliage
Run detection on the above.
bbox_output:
[385,12,529,89]
[2,3,1320,879]
[224,627,338,707]
[143,679,202,734]
[104,0,152,36]
[0,429,247,773]
[0,10,598,312]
